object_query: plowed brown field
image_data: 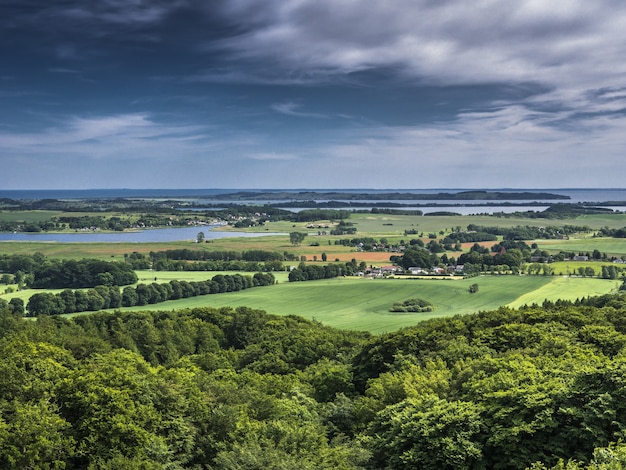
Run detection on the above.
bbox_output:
[301,251,395,264]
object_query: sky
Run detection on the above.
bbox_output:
[2,1,626,190]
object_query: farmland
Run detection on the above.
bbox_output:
[7,268,620,333]
[2,207,626,332]
[93,274,619,333]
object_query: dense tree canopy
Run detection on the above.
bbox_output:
[0,254,138,289]
[392,246,439,270]
[4,293,626,468]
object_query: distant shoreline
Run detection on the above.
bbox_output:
[195,190,571,201]
[1,189,571,201]
[4,189,626,206]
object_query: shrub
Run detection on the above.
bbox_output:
[390,298,434,313]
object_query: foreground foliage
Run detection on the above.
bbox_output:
[4,294,626,468]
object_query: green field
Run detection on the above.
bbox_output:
[0,240,232,261]
[41,275,613,333]
[546,260,626,276]
[536,237,626,257]
[5,267,619,333]
[133,270,291,284]
[507,276,620,308]
[226,212,626,236]
[0,210,65,223]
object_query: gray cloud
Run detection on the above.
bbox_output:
[271,102,327,118]
[214,0,626,89]
[11,1,625,93]
[208,0,626,151]
[0,114,211,159]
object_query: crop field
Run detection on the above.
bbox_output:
[546,260,626,276]
[134,270,291,284]
[0,240,225,261]
[573,213,626,229]
[0,210,141,226]
[535,237,626,257]
[507,277,621,308]
[0,210,65,223]
[346,212,626,236]
[226,212,626,236]
[50,274,612,333]
[0,237,400,266]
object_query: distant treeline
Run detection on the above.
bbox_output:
[148,249,283,262]
[598,226,626,238]
[273,201,424,212]
[466,223,589,240]
[125,249,285,271]
[501,203,620,219]
[26,272,275,316]
[288,261,362,282]
[293,209,353,221]
[152,259,284,272]
[0,254,137,288]
[200,190,571,201]
[423,211,462,216]
[443,231,498,243]
[0,198,371,230]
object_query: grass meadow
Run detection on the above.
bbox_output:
[0,210,65,223]
[536,238,626,257]
[0,241,202,260]
[3,266,621,333]
[227,212,626,237]
[47,274,618,333]
[547,260,626,276]
[133,270,291,284]
[506,276,620,309]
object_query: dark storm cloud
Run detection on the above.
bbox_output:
[6,0,624,91]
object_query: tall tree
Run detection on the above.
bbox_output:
[289,232,307,246]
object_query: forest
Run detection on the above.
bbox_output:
[0,254,138,284]
[3,293,626,468]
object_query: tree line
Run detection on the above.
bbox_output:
[125,249,286,271]
[26,272,275,316]
[466,223,589,239]
[0,254,138,288]
[288,260,363,281]
[31,258,138,289]
[147,248,283,261]
[293,208,353,222]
